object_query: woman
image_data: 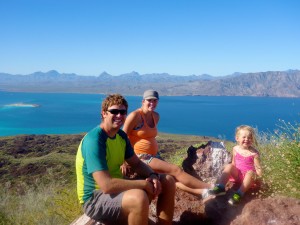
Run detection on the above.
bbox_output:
[123,89,212,198]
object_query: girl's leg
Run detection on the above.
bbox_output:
[217,164,239,186]
[228,170,256,205]
[238,170,255,194]
[148,158,212,190]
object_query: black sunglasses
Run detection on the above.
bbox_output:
[107,109,127,115]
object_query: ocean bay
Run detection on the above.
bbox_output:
[0,91,300,141]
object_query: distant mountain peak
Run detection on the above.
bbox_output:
[99,71,111,77]
[47,70,60,75]
[30,70,60,77]
[120,71,140,77]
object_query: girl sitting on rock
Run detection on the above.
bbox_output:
[207,125,262,205]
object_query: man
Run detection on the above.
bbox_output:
[76,94,175,225]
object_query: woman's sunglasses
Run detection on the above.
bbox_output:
[107,109,127,115]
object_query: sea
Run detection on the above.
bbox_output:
[1,91,300,141]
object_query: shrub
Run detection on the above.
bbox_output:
[0,179,81,225]
[259,120,300,198]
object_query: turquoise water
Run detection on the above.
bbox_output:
[1,91,300,140]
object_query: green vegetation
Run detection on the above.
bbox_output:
[0,180,81,225]
[0,134,82,225]
[0,124,299,224]
[259,120,300,198]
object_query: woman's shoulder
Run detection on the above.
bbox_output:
[152,111,160,122]
[127,108,141,117]
[153,111,159,117]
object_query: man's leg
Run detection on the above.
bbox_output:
[121,189,150,225]
[156,174,176,225]
[83,191,124,224]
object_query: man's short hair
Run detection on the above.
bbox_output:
[101,94,128,113]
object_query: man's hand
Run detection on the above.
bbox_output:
[145,174,162,197]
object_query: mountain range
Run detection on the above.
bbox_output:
[1,69,300,97]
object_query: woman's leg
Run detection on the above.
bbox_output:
[175,182,206,196]
[149,158,212,190]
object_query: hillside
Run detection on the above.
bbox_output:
[1,133,299,225]
[0,69,300,97]
[0,133,214,190]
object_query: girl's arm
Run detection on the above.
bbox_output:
[254,154,262,177]
[231,146,237,166]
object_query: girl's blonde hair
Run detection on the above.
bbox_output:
[235,125,258,147]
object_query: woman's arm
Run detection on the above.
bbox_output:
[123,110,139,134]
[153,111,160,124]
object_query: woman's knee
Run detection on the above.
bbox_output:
[169,164,183,176]
[160,174,176,192]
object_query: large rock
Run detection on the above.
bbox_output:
[171,141,300,225]
[183,141,231,183]
[230,197,300,225]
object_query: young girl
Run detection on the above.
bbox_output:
[208,125,262,205]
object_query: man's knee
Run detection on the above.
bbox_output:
[122,189,149,209]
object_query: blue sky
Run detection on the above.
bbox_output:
[1,0,299,76]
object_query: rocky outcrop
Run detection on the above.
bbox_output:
[176,141,300,225]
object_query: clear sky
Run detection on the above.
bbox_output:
[1,0,299,76]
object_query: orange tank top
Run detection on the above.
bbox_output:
[128,109,158,155]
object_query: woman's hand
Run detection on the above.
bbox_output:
[120,162,131,177]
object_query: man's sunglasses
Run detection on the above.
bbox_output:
[107,109,127,115]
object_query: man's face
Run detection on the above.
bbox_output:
[102,104,127,129]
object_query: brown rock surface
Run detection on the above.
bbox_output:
[156,141,299,225]
[230,197,300,225]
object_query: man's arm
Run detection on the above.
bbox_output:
[126,154,162,197]
[92,169,156,196]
